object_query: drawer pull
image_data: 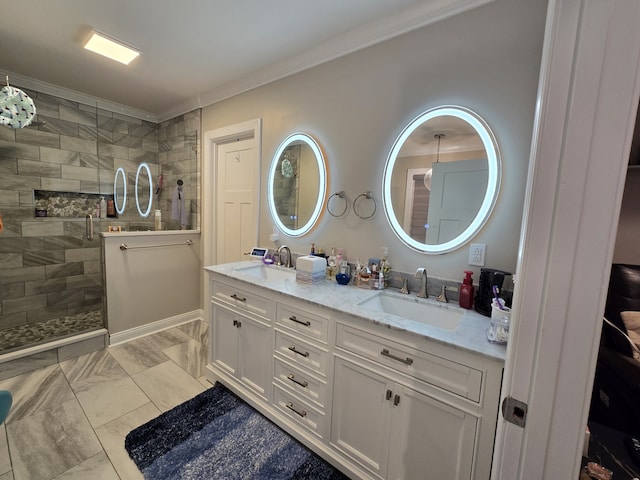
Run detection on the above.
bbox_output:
[233,319,241,328]
[288,345,310,358]
[289,315,311,327]
[381,348,414,366]
[386,389,393,401]
[287,374,309,388]
[286,402,307,418]
[230,293,246,302]
[394,394,401,406]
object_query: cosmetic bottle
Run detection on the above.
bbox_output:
[380,247,391,288]
[99,197,107,218]
[107,198,115,217]
[459,271,474,309]
[326,248,337,280]
[370,263,379,290]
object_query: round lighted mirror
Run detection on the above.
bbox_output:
[382,106,500,254]
[113,167,127,215]
[268,133,327,237]
[135,162,153,218]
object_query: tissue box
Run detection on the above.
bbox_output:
[296,255,326,274]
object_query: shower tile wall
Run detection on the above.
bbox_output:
[0,86,201,346]
[157,110,200,231]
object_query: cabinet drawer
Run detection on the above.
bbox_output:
[274,356,328,409]
[273,384,327,440]
[211,281,274,320]
[336,324,483,402]
[276,303,328,342]
[275,329,328,378]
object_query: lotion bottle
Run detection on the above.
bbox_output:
[459,271,474,309]
[99,197,107,218]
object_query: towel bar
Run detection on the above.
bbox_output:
[120,239,193,251]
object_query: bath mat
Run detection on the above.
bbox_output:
[125,382,349,480]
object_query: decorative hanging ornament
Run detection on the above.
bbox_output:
[0,82,36,129]
[281,157,294,178]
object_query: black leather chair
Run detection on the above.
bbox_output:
[590,264,640,434]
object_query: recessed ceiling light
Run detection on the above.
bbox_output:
[84,30,140,65]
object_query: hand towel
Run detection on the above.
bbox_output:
[172,185,187,226]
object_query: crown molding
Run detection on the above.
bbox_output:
[0,69,158,123]
[157,0,493,121]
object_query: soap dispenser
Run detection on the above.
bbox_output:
[459,271,474,310]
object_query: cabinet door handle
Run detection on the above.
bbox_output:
[394,394,401,406]
[386,389,393,401]
[287,374,309,388]
[233,319,241,328]
[288,315,311,327]
[381,348,414,366]
[230,293,246,302]
[288,345,310,358]
[286,402,307,418]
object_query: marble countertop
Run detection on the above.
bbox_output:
[205,261,507,363]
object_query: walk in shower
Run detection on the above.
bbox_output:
[0,83,200,356]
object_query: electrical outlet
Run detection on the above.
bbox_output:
[468,243,486,266]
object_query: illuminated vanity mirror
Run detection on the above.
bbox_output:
[268,133,327,237]
[382,106,500,254]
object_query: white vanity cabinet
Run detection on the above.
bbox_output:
[331,322,502,480]
[206,267,504,480]
[210,278,274,401]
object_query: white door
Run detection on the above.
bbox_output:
[216,138,258,264]
[426,159,487,244]
[493,0,640,478]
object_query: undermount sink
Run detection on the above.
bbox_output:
[233,263,295,281]
[357,292,463,331]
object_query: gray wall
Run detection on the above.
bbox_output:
[202,0,547,281]
[103,232,201,335]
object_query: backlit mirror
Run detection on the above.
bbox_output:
[268,133,327,237]
[382,106,500,254]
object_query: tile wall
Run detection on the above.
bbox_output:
[0,86,200,342]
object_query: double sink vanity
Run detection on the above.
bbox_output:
[205,104,508,478]
[205,261,506,480]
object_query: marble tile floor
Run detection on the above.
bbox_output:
[0,319,209,480]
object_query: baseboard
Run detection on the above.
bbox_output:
[108,309,205,346]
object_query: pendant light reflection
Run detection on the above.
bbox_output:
[424,133,444,191]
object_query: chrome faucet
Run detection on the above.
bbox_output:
[415,268,428,298]
[400,278,410,294]
[277,245,293,268]
[437,285,448,303]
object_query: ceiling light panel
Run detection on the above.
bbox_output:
[84,30,140,65]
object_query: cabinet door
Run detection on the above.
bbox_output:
[211,303,239,376]
[237,314,272,400]
[388,386,477,480]
[331,357,392,477]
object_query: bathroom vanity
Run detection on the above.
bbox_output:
[205,261,506,480]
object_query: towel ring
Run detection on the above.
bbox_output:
[327,191,348,217]
[353,191,377,219]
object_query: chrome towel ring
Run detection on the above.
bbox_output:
[353,191,377,219]
[327,191,348,217]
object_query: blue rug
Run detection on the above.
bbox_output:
[125,382,350,479]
